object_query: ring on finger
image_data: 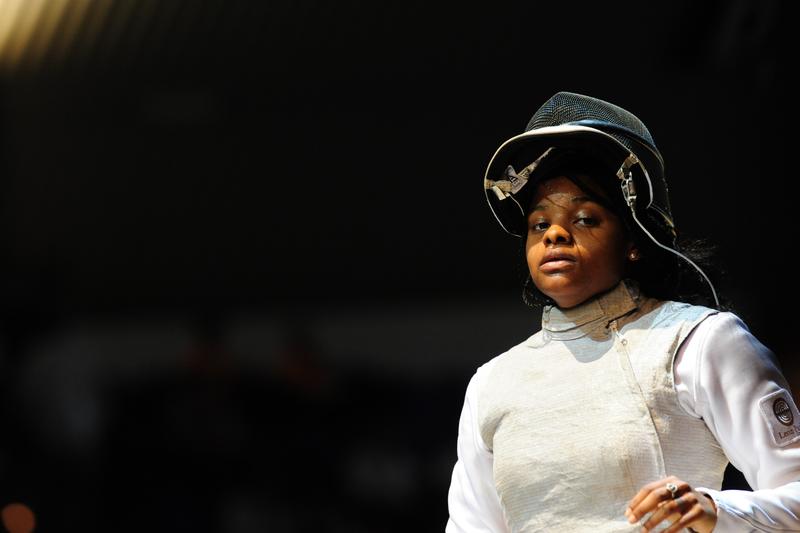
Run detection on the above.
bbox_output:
[665,482,679,499]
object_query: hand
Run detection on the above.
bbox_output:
[624,476,718,533]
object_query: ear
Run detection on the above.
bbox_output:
[626,243,641,262]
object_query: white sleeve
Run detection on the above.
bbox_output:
[674,312,800,531]
[446,360,509,533]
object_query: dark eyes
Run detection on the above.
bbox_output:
[528,217,598,232]
[530,221,549,231]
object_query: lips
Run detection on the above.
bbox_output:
[540,251,576,272]
[542,251,576,265]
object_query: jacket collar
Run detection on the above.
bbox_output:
[541,279,642,340]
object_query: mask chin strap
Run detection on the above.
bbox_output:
[617,155,721,309]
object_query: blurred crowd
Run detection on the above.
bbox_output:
[0,306,508,532]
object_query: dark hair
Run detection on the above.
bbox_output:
[516,153,728,310]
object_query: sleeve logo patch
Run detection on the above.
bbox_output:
[759,390,800,447]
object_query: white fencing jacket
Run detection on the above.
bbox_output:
[446,279,800,532]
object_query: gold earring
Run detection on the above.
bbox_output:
[629,251,639,261]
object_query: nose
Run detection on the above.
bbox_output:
[543,223,572,245]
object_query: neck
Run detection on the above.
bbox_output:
[541,279,644,340]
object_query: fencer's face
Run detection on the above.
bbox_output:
[525,176,634,309]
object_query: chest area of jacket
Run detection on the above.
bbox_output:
[486,334,661,460]
[483,334,670,522]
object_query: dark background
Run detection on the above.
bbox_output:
[0,1,793,531]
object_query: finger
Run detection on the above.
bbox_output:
[641,496,691,531]
[626,476,682,515]
[627,477,678,512]
[662,506,704,533]
[642,500,681,531]
[628,485,676,522]
[628,479,691,522]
